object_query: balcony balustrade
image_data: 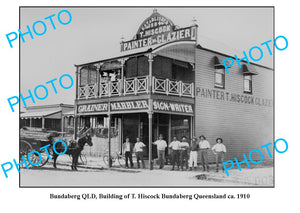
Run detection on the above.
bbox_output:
[78,76,194,99]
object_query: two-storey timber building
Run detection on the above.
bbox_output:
[74,10,273,168]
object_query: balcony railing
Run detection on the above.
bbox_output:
[78,76,194,99]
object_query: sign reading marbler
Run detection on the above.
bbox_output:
[120,11,197,52]
[110,100,149,111]
[153,100,193,115]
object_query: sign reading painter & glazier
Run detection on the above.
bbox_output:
[120,11,197,52]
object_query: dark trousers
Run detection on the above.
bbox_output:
[199,149,209,171]
[180,150,188,170]
[216,152,225,171]
[171,150,180,169]
[136,152,145,168]
[157,150,165,169]
[125,151,133,168]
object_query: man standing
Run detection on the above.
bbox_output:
[123,137,134,168]
[189,137,199,171]
[179,136,189,171]
[134,137,146,169]
[169,136,181,170]
[211,138,226,172]
[199,135,210,172]
[153,134,167,169]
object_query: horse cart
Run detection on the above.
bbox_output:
[20,128,91,169]
[20,128,56,168]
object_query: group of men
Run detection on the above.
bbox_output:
[122,134,227,172]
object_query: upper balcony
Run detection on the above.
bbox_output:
[78,75,194,100]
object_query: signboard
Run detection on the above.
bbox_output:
[195,87,273,107]
[153,100,194,115]
[78,103,108,113]
[110,100,149,111]
[120,11,197,52]
[121,26,197,52]
[77,100,149,114]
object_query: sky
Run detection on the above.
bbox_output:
[20,7,273,109]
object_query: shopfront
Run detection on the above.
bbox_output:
[76,99,194,159]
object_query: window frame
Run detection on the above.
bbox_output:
[243,74,253,94]
[214,68,225,89]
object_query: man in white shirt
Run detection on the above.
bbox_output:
[153,134,167,169]
[179,136,190,171]
[169,136,181,170]
[199,135,211,172]
[134,137,146,169]
[123,137,134,168]
[212,138,227,172]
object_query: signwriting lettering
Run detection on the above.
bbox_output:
[195,87,273,107]
[110,100,148,111]
[153,100,193,114]
[78,103,108,113]
[77,100,149,113]
[121,26,197,52]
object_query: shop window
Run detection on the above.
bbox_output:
[244,74,252,94]
[214,68,225,89]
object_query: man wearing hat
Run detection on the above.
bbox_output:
[189,137,199,171]
[212,138,227,172]
[198,135,211,172]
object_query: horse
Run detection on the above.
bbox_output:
[48,133,93,170]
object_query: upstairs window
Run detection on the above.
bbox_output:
[214,68,225,89]
[80,66,97,86]
[241,64,257,94]
[244,74,252,94]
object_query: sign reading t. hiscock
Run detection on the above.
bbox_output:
[120,11,197,52]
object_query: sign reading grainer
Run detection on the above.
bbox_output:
[77,100,149,113]
[153,100,193,115]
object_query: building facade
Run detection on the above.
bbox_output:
[20,103,74,133]
[74,10,273,164]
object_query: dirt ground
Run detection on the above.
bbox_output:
[20,155,273,187]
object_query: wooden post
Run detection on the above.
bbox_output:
[74,65,79,139]
[75,65,79,99]
[108,114,112,168]
[42,117,45,129]
[61,116,64,137]
[146,53,154,93]
[148,110,153,170]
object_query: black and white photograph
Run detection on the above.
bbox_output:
[19,7,274,187]
[1,1,300,212]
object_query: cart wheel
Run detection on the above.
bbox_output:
[38,152,49,167]
[19,140,33,169]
